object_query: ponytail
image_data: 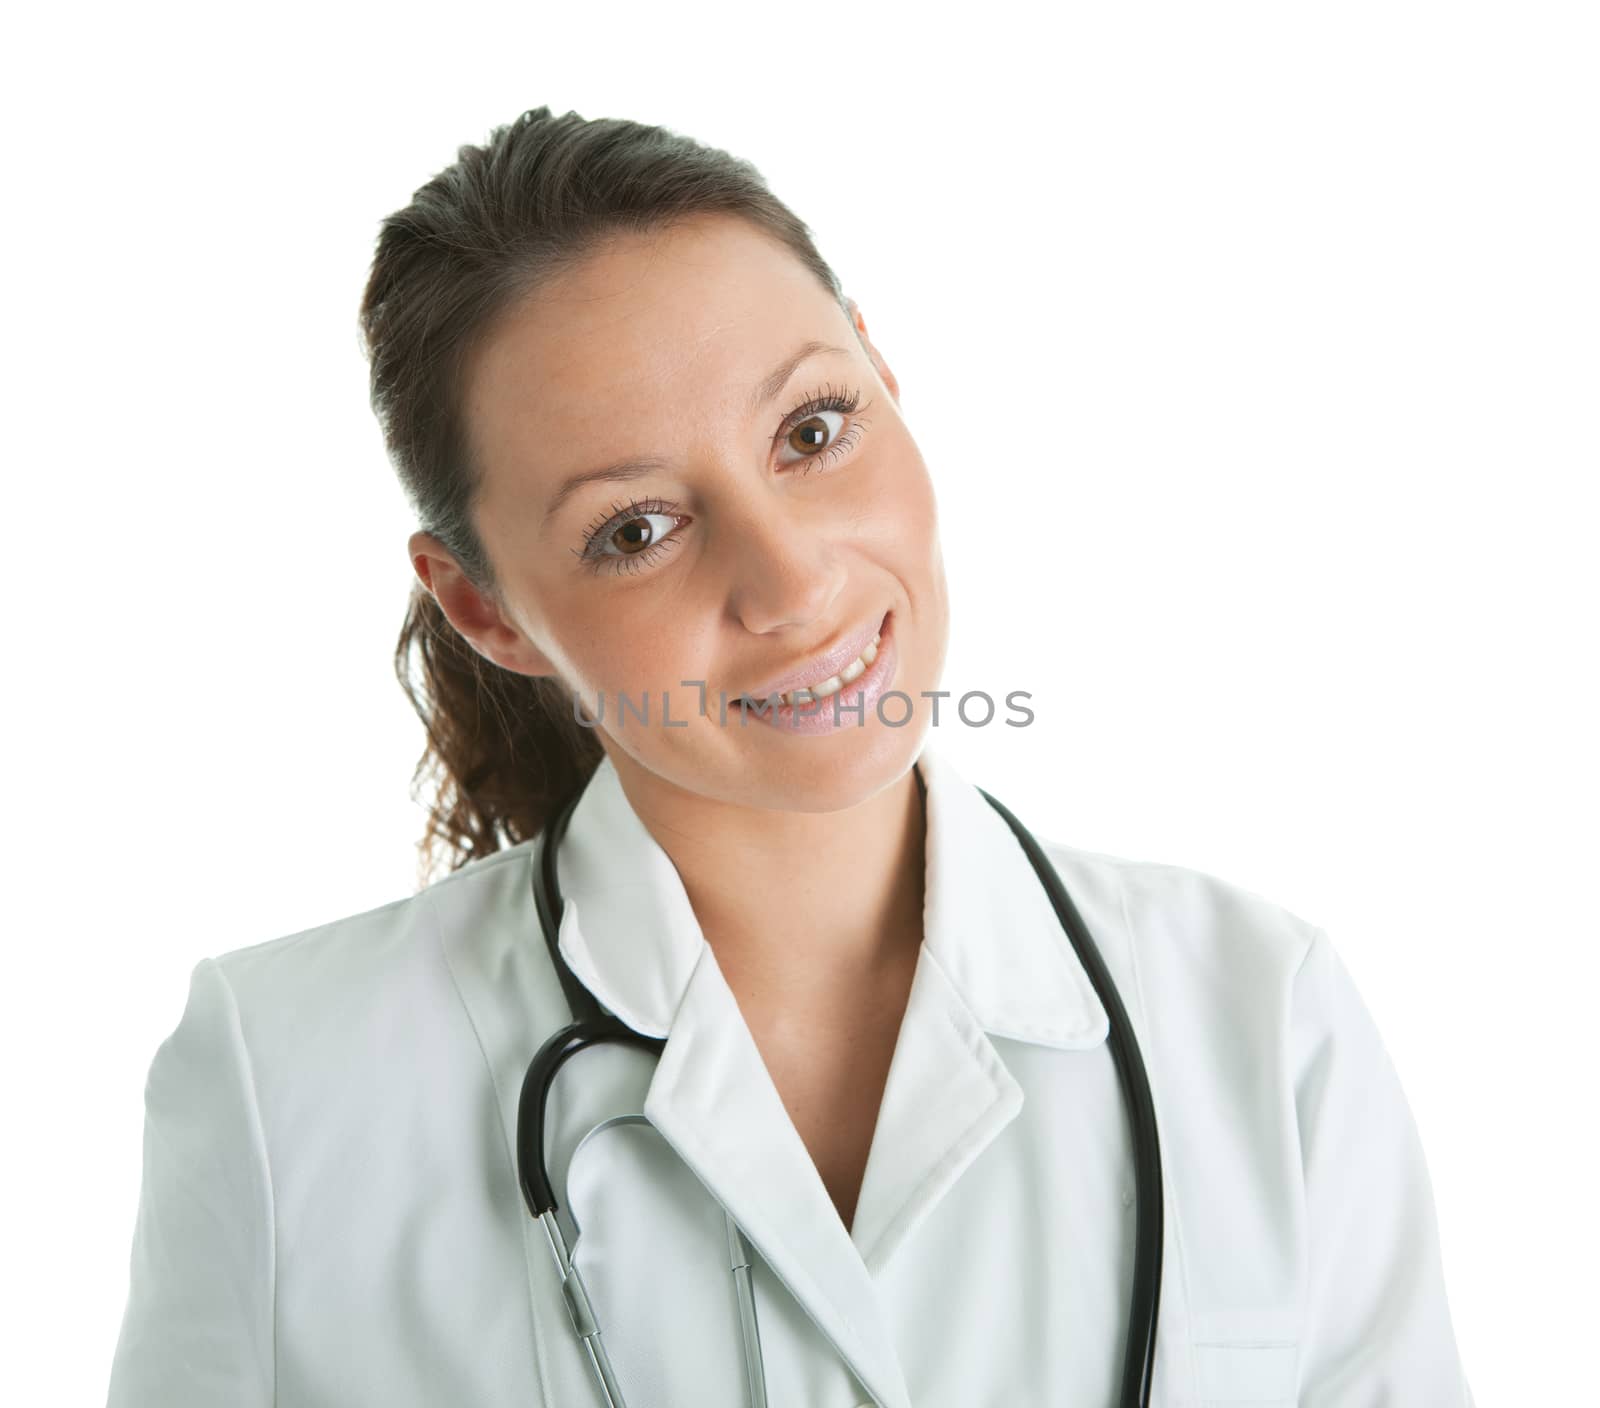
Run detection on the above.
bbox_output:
[393,582,604,887]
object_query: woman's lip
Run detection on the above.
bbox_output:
[740,608,891,702]
[744,610,896,732]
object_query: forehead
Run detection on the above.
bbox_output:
[462,214,843,469]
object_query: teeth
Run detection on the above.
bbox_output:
[752,631,880,708]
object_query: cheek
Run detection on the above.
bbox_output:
[875,451,949,631]
[514,581,627,698]
[867,444,941,554]
[558,595,714,702]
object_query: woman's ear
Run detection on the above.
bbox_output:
[406,530,559,677]
[845,297,901,403]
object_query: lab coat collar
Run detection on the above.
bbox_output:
[554,741,1110,1051]
[543,742,1109,1408]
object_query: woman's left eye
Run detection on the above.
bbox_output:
[775,383,868,473]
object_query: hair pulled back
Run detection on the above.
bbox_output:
[359,107,850,886]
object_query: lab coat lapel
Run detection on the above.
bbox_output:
[642,946,912,1408]
[846,743,1111,1277]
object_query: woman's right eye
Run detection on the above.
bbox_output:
[574,498,686,575]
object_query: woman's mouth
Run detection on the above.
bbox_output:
[746,631,881,708]
[737,609,898,735]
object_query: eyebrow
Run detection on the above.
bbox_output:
[542,338,852,526]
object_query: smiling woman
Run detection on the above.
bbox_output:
[106,105,1475,1408]
[364,114,947,878]
[428,207,944,822]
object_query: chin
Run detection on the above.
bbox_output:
[732,722,930,815]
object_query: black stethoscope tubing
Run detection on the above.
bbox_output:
[516,777,1163,1407]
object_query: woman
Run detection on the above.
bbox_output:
[106,107,1474,1407]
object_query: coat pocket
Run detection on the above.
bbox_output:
[1189,1309,1299,1405]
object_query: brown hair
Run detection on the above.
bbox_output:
[359,106,853,888]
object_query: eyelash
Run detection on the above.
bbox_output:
[574,382,868,576]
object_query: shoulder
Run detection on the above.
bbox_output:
[202,839,543,1049]
[1031,832,1323,1005]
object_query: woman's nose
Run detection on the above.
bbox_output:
[716,492,850,634]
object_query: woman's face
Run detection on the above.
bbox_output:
[415,212,949,813]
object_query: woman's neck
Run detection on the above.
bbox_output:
[609,753,929,998]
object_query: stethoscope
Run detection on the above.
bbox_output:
[516,770,1165,1407]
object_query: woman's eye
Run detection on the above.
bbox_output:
[778,408,847,464]
[595,510,678,557]
[578,505,682,574]
[774,383,867,471]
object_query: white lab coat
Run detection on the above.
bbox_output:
[107,742,1475,1407]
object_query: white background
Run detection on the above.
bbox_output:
[5,2,1595,1401]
